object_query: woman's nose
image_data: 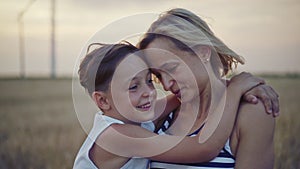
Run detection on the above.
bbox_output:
[161,75,174,91]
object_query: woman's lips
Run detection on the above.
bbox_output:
[174,90,181,98]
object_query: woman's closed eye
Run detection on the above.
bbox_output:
[165,62,179,73]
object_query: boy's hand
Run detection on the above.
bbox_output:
[243,84,280,117]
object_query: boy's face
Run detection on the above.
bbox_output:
[109,53,157,123]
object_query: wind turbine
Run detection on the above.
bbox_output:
[18,0,56,78]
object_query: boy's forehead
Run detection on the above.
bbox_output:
[122,53,147,69]
[113,54,149,81]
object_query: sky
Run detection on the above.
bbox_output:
[0,0,300,77]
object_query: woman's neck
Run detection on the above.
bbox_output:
[165,77,226,135]
[198,75,226,123]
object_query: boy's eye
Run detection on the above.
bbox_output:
[146,73,154,85]
[129,85,138,90]
[147,79,153,84]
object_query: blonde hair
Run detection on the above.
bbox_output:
[138,8,245,76]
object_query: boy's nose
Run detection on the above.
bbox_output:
[142,86,155,98]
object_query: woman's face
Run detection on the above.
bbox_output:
[110,53,157,123]
[144,37,209,102]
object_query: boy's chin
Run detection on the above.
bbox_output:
[134,112,155,123]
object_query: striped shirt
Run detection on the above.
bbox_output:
[151,113,235,169]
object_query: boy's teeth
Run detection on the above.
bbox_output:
[139,103,150,109]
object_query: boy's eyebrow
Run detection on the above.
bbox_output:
[130,76,139,81]
[127,70,152,82]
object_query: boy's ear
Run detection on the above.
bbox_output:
[92,91,111,110]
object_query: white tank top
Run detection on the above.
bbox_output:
[73,112,154,169]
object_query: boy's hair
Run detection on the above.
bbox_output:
[79,41,139,96]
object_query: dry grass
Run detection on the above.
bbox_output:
[266,78,300,169]
[0,79,85,169]
[0,78,299,169]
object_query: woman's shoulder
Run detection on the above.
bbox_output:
[235,100,275,139]
[238,101,274,124]
[230,101,275,156]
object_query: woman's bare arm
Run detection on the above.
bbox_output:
[234,101,275,169]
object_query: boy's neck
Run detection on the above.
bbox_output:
[103,110,141,126]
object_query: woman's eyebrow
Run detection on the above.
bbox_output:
[159,60,179,69]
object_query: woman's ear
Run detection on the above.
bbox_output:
[194,45,211,63]
[92,91,111,110]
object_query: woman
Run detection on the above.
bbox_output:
[138,8,276,169]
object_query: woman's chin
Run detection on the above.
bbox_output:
[179,91,194,103]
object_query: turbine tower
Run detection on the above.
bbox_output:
[18,0,56,78]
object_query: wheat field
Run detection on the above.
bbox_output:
[0,77,299,169]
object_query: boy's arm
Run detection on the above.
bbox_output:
[243,84,280,117]
[227,78,280,117]
[150,85,247,162]
[152,94,180,127]
[94,86,244,163]
[96,123,216,163]
[150,73,266,162]
[94,74,263,163]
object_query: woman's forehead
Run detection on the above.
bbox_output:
[143,47,179,67]
[146,37,177,52]
[143,37,189,61]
